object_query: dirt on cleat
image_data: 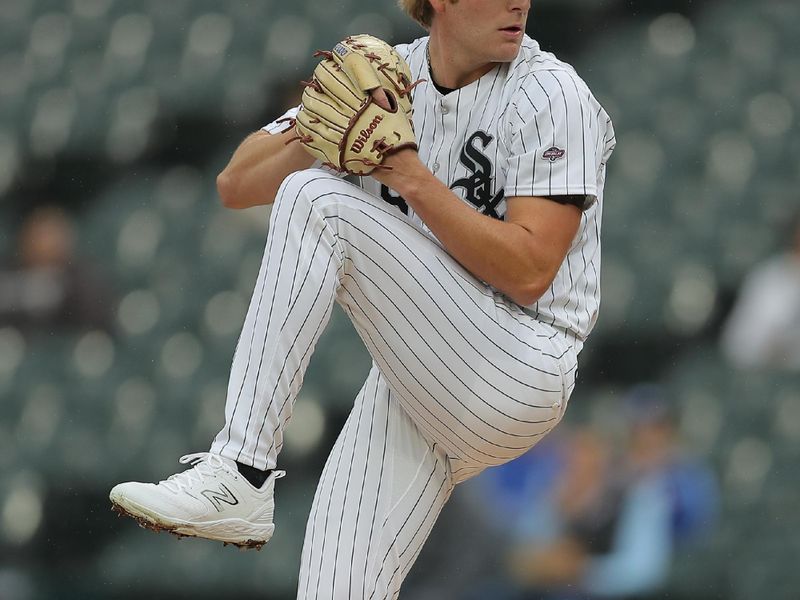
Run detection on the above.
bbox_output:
[111,502,267,550]
[111,502,178,535]
[240,539,265,551]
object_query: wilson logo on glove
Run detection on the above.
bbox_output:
[350,115,384,153]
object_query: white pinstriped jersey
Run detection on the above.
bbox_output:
[266,35,614,344]
[371,36,614,343]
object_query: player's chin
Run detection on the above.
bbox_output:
[495,36,524,60]
[495,44,522,62]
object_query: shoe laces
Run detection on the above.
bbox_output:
[160,453,286,494]
[161,452,228,494]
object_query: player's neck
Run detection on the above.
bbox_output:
[426,35,495,90]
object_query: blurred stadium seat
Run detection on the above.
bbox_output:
[664,346,800,599]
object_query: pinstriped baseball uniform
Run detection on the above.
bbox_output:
[209,34,614,599]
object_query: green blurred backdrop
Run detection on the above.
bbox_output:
[1,0,799,598]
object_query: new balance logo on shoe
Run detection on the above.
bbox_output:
[200,484,240,512]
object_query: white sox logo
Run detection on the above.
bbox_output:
[201,484,240,512]
[451,131,504,219]
[379,131,504,217]
[350,115,384,153]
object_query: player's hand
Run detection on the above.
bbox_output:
[370,87,392,111]
[368,148,428,191]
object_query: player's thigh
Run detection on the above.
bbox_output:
[333,231,570,468]
[283,170,573,467]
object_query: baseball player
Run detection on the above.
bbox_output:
[109,0,615,598]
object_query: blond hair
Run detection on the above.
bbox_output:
[397,0,435,29]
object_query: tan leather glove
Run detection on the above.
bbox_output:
[292,35,420,175]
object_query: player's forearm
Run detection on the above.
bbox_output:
[385,159,558,306]
[217,130,315,209]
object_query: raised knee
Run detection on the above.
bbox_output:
[281,168,339,198]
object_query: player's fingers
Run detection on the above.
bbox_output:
[371,87,392,111]
[332,40,382,92]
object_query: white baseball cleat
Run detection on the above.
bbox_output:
[109,452,285,550]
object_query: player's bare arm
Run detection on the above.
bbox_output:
[372,149,582,306]
[216,128,315,209]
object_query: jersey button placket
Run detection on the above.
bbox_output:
[432,99,448,175]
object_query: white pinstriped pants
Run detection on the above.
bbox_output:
[210,169,578,599]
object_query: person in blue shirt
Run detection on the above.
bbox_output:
[470,384,718,600]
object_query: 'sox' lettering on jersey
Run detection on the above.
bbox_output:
[450,131,505,219]
[350,115,384,153]
[201,484,240,512]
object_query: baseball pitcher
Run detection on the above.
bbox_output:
[110,0,615,598]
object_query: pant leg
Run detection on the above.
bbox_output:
[298,365,453,600]
[211,168,572,472]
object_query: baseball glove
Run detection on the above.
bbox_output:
[289,34,420,175]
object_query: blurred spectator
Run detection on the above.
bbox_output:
[621,385,718,546]
[0,206,114,336]
[505,426,637,600]
[467,384,717,600]
[720,215,800,370]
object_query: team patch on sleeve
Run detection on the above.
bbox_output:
[542,146,566,162]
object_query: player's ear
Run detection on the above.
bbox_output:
[428,0,448,17]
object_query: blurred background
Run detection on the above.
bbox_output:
[1,0,799,598]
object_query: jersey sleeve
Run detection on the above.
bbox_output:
[504,69,601,208]
[261,106,299,134]
[393,42,412,62]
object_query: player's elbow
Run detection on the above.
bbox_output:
[510,290,541,307]
[508,281,547,307]
[507,271,556,306]
[216,170,246,209]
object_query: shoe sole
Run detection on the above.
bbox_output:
[109,494,274,551]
